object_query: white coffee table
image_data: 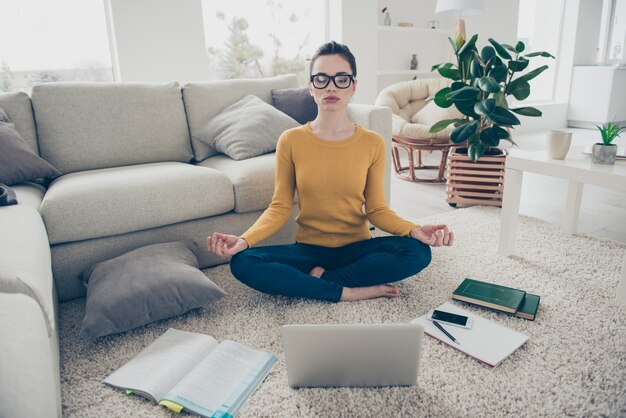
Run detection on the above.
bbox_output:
[497,146,626,303]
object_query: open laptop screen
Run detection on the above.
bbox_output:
[282,323,423,388]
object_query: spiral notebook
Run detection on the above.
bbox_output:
[411,302,529,367]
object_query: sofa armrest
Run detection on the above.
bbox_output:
[347,104,393,203]
[0,205,56,335]
[0,293,61,418]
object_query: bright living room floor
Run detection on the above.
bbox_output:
[389,127,626,244]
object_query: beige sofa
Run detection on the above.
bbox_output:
[0,74,392,417]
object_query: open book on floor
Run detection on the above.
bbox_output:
[411,302,529,367]
[452,278,541,320]
[103,328,277,418]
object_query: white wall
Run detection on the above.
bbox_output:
[462,0,520,47]
[329,0,378,104]
[106,0,210,83]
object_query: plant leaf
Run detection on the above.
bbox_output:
[479,127,501,147]
[506,77,531,100]
[474,98,497,115]
[438,67,461,80]
[468,142,487,162]
[493,126,510,139]
[480,46,496,63]
[487,106,521,126]
[524,51,555,58]
[447,86,480,101]
[478,76,501,93]
[508,58,529,72]
[455,33,465,50]
[470,59,484,78]
[455,100,479,119]
[493,92,508,108]
[510,106,542,117]
[450,120,478,143]
[429,118,466,133]
[488,38,512,60]
[448,37,458,54]
[521,65,548,81]
[515,41,526,53]
[458,34,479,57]
[434,87,453,108]
[431,62,453,72]
[502,43,517,52]
[489,64,508,83]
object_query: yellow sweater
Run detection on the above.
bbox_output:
[241,123,419,247]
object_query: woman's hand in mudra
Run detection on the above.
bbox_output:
[410,224,454,247]
[207,232,249,258]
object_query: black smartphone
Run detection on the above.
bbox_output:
[428,309,472,328]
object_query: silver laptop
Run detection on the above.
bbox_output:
[282,323,424,388]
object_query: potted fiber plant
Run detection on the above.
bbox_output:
[592,121,624,165]
[428,34,554,206]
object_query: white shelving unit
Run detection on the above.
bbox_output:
[377,24,452,91]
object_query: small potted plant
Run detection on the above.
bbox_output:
[592,121,624,165]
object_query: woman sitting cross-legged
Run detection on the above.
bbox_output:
[207,41,454,302]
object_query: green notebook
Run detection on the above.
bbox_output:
[452,278,526,314]
[515,293,540,321]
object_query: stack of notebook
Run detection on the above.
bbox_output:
[452,278,540,320]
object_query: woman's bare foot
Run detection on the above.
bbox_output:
[340,285,400,301]
[309,266,325,278]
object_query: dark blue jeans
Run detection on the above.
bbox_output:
[230,236,432,302]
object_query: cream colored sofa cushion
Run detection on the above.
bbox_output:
[31,82,193,174]
[198,153,277,214]
[41,162,235,244]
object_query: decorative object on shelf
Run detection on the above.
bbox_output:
[410,54,418,70]
[546,130,572,160]
[435,0,485,42]
[428,35,554,207]
[398,22,414,27]
[592,121,624,164]
[428,20,440,29]
[446,146,506,207]
[429,35,555,161]
[382,7,391,26]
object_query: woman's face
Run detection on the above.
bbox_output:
[308,54,357,112]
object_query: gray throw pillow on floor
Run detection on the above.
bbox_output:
[0,107,61,186]
[194,94,300,160]
[272,87,318,125]
[80,241,226,340]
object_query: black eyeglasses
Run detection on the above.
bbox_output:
[310,73,355,89]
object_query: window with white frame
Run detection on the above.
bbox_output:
[597,0,626,64]
[201,0,326,85]
[0,0,113,94]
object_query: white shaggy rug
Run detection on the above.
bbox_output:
[58,207,626,417]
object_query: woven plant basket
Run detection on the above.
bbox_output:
[446,146,507,207]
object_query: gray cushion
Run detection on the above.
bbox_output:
[0,91,39,154]
[0,107,61,186]
[272,87,318,124]
[31,82,193,174]
[79,241,226,340]
[182,74,298,161]
[41,162,235,244]
[194,94,299,160]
